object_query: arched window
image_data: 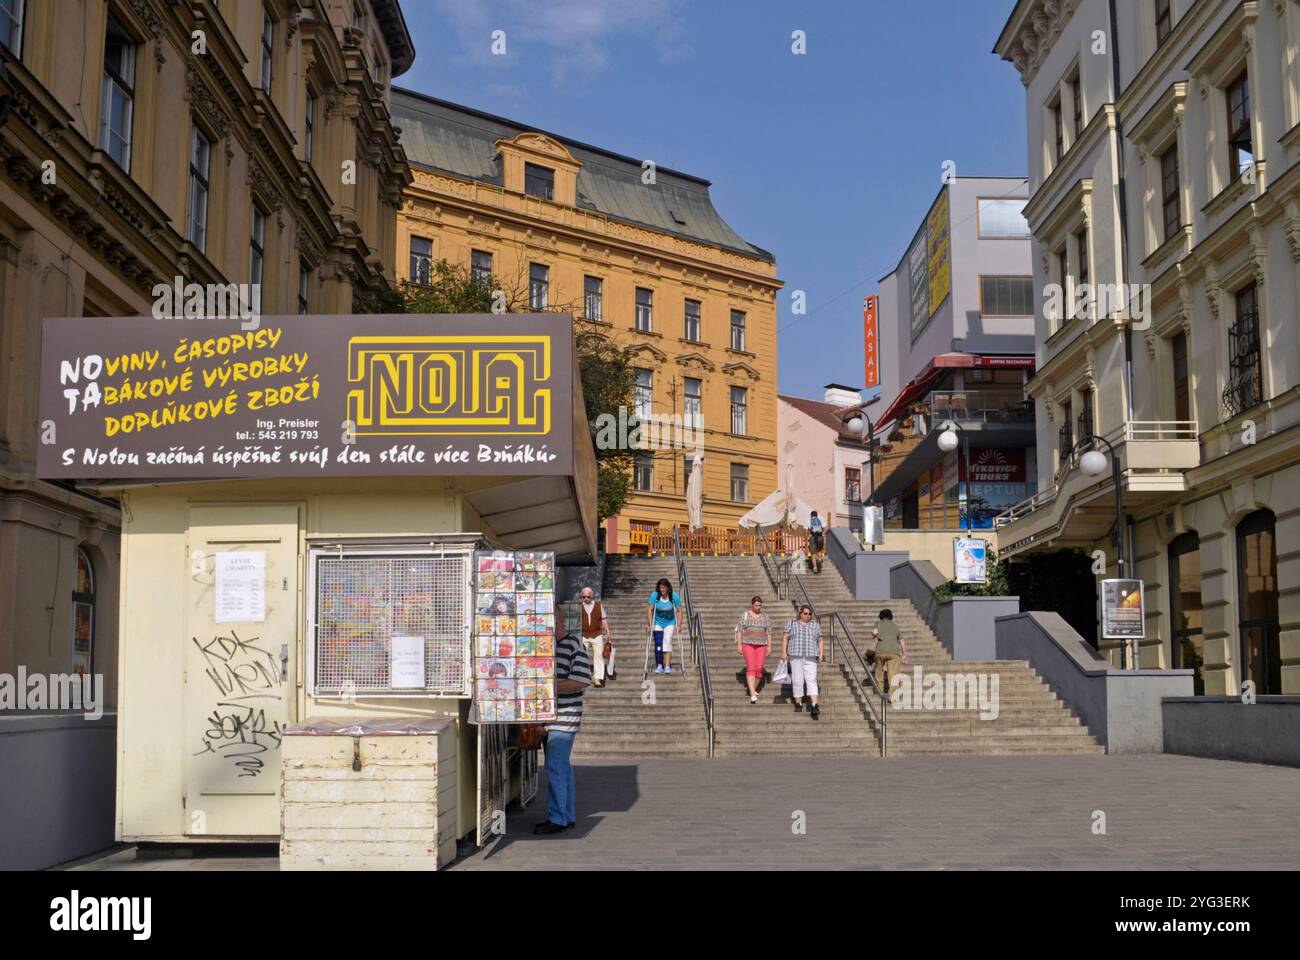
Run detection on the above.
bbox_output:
[1167,531,1203,694]
[72,547,95,677]
[1236,510,1279,694]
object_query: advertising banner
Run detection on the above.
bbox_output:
[953,537,988,584]
[863,294,879,393]
[1101,579,1146,640]
[863,505,885,545]
[37,313,575,479]
[926,188,951,320]
[907,228,929,340]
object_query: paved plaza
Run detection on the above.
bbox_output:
[66,754,1300,871]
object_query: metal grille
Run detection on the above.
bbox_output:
[477,722,510,846]
[314,552,468,696]
[520,749,539,807]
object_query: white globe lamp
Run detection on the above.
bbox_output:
[1080,449,1109,477]
[937,428,960,453]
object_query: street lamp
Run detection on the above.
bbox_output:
[844,410,878,548]
[936,421,971,533]
[1063,432,1137,669]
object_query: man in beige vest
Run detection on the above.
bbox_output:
[579,588,612,687]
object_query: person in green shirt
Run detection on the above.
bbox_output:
[871,608,908,693]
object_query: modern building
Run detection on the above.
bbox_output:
[778,385,871,530]
[995,0,1298,694]
[866,177,1037,530]
[0,0,414,867]
[391,90,783,553]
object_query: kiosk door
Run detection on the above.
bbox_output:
[184,504,300,836]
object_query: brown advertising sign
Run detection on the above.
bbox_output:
[38,313,575,479]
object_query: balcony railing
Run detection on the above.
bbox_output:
[996,419,1200,529]
[1221,367,1262,420]
[926,390,1033,424]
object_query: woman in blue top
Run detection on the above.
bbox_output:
[646,577,683,674]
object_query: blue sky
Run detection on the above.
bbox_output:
[399,0,1029,400]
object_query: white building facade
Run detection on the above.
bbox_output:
[995,0,1299,695]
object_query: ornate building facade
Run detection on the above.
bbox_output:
[392,90,782,552]
[0,0,413,706]
[996,0,1298,694]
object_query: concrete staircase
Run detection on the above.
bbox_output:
[572,551,1103,760]
[783,560,1104,757]
[686,556,879,757]
[571,554,711,760]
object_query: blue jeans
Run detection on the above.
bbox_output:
[544,730,576,826]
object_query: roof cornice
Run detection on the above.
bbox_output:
[994,0,1083,88]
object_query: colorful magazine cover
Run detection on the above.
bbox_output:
[477,657,515,679]
[476,615,496,636]
[494,615,517,636]
[476,678,516,702]
[516,656,554,679]
[514,636,538,657]
[479,699,518,723]
[533,634,555,657]
[476,636,513,658]
[518,679,555,701]
[514,572,537,592]
[519,614,554,635]
[534,571,555,592]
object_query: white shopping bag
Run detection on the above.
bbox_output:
[771,658,790,685]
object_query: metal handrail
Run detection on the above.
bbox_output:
[674,526,715,757]
[754,525,886,756]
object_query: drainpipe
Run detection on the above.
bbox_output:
[1109,0,1135,569]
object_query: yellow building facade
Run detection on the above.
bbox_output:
[0,0,413,705]
[392,91,782,552]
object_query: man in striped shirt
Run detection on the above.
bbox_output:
[535,632,592,834]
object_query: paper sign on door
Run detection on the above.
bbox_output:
[214,551,267,623]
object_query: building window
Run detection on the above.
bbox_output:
[683,377,702,429]
[0,0,23,54]
[1071,72,1083,139]
[634,453,653,492]
[304,89,315,162]
[529,263,549,309]
[250,204,266,287]
[187,125,211,252]
[524,163,554,200]
[1073,227,1089,320]
[977,198,1031,238]
[471,249,492,284]
[99,15,137,171]
[1226,71,1253,183]
[71,547,95,676]
[584,276,603,321]
[1223,282,1262,418]
[635,287,654,332]
[683,299,701,342]
[846,467,862,503]
[1171,331,1190,422]
[634,369,653,419]
[1051,96,1064,164]
[1155,0,1173,46]
[730,463,749,503]
[1159,145,1180,241]
[260,7,274,93]
[980,277,1034,316]
[1236,509,1280,695]
[409,237,432,286]
[730,310,746,351]
[298,262,310,314]
[1077,389,1094,441]
[730,386,748,435]
[1168,531,1203,695]
[682,454,694,495]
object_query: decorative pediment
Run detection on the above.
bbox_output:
[626,342,667,364]
[510,132,572,160]
[995,0,1082,87]
[675,351,715,373]
[723,360,760,381]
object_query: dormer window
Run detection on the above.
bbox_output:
[524,163,555,201]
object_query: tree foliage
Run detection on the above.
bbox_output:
[368,260,636,520]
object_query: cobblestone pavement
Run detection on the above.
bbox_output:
[65,755,1300,871]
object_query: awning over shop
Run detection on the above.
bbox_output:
[872,353,1035,430]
